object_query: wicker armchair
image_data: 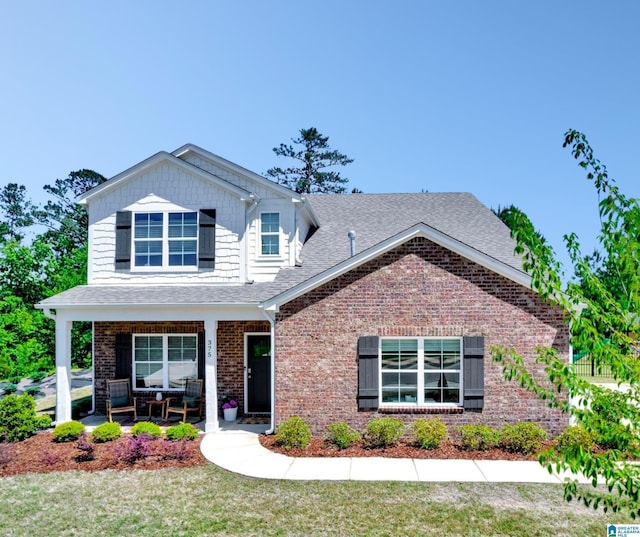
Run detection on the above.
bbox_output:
[106,379,138,422]
[165,379,204,423]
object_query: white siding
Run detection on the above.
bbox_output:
[88,161,245,284]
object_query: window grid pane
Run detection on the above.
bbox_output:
[381,338,461,406]
[133,335,197,390]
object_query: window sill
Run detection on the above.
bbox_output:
[379,406,464,415]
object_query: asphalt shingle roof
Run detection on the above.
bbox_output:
[37,192,525,309]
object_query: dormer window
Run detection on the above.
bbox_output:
[260,212,280,256]
[115,209,215,270]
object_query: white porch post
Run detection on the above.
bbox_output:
[204,319,219,433]
[55,318,73,424]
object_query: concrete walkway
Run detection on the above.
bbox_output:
[200,428,592,484]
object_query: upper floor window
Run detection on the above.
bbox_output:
[260,212,280,256]
[115,209,216,271]
[133,212,197,268]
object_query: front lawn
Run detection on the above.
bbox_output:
[0,464,625,536]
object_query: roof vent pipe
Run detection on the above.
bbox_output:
[348,230,356,257]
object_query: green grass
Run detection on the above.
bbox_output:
[35,386,92,413]
[0,465,626,536]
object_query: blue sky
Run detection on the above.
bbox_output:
[1,1,638,274]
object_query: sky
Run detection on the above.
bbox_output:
[1,1,638,275]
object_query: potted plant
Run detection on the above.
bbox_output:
[222,398,239,421]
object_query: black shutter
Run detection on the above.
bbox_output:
[198,209,216,269]
[115,211,132,270]
[463,336,484,410]
[197,332,205,380]
[358,336,379,409]
[115,333,133,380]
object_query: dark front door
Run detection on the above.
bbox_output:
[247,334,271,413]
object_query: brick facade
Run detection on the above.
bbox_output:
[274,237,570,437]
[93,320,269,416]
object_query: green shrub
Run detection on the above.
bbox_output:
[24,385,41,397]
[0,394,40,442]
[90,422,122,443]
[500,422,547,454]
[30,371,48,382]
[326,422,361,449]
[165,423,199,441]
[52,420,86,443]
[2,383,17,395]
[412,418,448,450]
[363,417,405,449]
[8,375,22,385]
[131,421,162,439]
[456,424,501,451]
[275,416,312,450]
[555,425,596,452]
[34,414,52,431]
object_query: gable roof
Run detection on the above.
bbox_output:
[78,151,254,205]
[263,192,528,308]
[172,143,309,202]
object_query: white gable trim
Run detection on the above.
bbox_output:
[172,143,306,202]
[78,151,253,205]
[263,222,532,311]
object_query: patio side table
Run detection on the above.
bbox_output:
[147,399,167,421]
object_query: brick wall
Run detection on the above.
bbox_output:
[216,320,271,414]
[274,237,570,437]
[94,320,269,416]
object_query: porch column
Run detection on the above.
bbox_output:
[55,319,73,424]
[204,318,219,433]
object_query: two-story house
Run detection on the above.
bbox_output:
[37,144,569,436]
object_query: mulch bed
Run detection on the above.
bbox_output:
[260,435,550,461]
[0,432,208,477]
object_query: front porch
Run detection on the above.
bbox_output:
[47,305,275,434]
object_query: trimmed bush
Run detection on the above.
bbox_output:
[363,417,405,449]
[500,422,547,454]
[456,424,500,451]
[0,394,40,442]
[23,385,41,397]
[90,422,122,443]
[131,421,162,439]
[30,371,48,382]
[34,414,52,431]
[555,425,596,452]
[412,418,448,450]
[165,423,199,441]
[2,383,17,395]
[326,422,361,449]
[275,416,312,450]
[52,420,86,443]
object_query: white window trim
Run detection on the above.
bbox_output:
[132,333,198,392]
[259,211,282,258]
[132,211,199,271]
[379,336,463,407]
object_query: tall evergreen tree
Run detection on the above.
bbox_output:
[266,127,354,193]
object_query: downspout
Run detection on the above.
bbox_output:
[245,194,261,282]
[261,307,277,434]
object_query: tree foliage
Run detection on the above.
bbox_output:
[266,127,354,193]
[0,169,105,380]
[492,129,640,516]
